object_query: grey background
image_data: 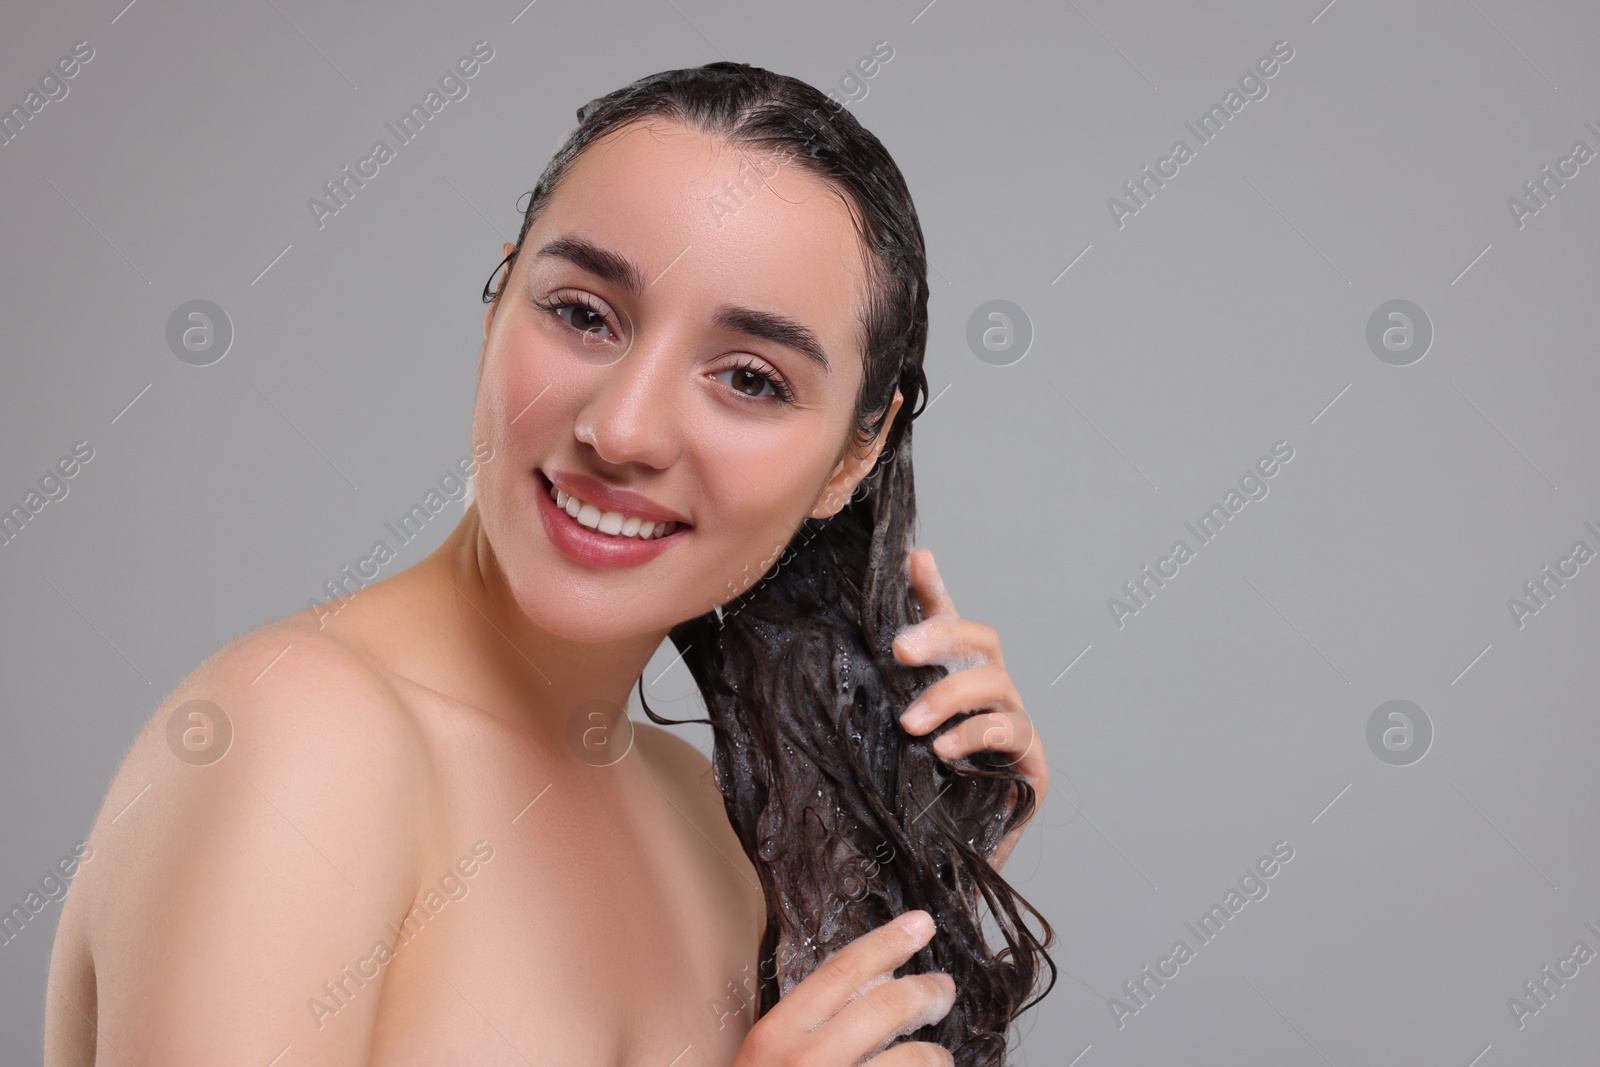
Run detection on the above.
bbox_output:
[3,0,1597,1063]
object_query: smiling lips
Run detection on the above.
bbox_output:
[537,468,690,543]
[546,481,682,540]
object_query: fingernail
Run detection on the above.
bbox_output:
[900,910,933,940]
[900,702,927,729]
[937,973,956,1000]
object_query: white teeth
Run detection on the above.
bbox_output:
[549,484,679,540]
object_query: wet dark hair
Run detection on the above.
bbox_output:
[484,61,1055,1065]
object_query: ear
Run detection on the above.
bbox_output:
[480,242,515,382]
[811,388,904,520]
[483,242,515,341]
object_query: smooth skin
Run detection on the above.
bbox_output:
[43,117,1047,1066]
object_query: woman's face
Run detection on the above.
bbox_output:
[472,117,902,643]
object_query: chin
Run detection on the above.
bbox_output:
[478,474,734,642]
[494,537,703,644]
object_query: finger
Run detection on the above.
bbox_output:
[892,615,1001,669]
[899,663,1020,734]
[772,911,935,1035]
[815,972,956,1066]
[930,710,1040,774]
[907,547,957,620]
[866,1041,956,1067]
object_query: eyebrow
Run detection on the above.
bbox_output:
[532,235,832,374]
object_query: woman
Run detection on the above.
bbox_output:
[44,62,1052,1066]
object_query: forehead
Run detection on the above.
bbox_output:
[533,119,873,375]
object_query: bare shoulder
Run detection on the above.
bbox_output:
[632,718,765,913]
[634,718,722,806]
[85,620,440,858]
[47,619,440,1062]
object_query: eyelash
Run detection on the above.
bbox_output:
[530,291,797,406]
[722,358,796,404]
[531,291,616,341]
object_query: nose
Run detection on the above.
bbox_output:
[571,338,683,471]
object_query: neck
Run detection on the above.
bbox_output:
[398,503,674,740]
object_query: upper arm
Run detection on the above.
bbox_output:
[60,630,436,1066]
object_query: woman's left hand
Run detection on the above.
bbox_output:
[891,546,1048,874]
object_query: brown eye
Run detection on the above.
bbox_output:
[557,303,610,336]
[532,292,618,342]
[714,360,795,404]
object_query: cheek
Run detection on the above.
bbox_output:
[469,359,567,541]
[479,335,554,436]
[473,334,589,489]
[690,451,832,600]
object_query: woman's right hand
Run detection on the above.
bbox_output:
[732,910,957,1067]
